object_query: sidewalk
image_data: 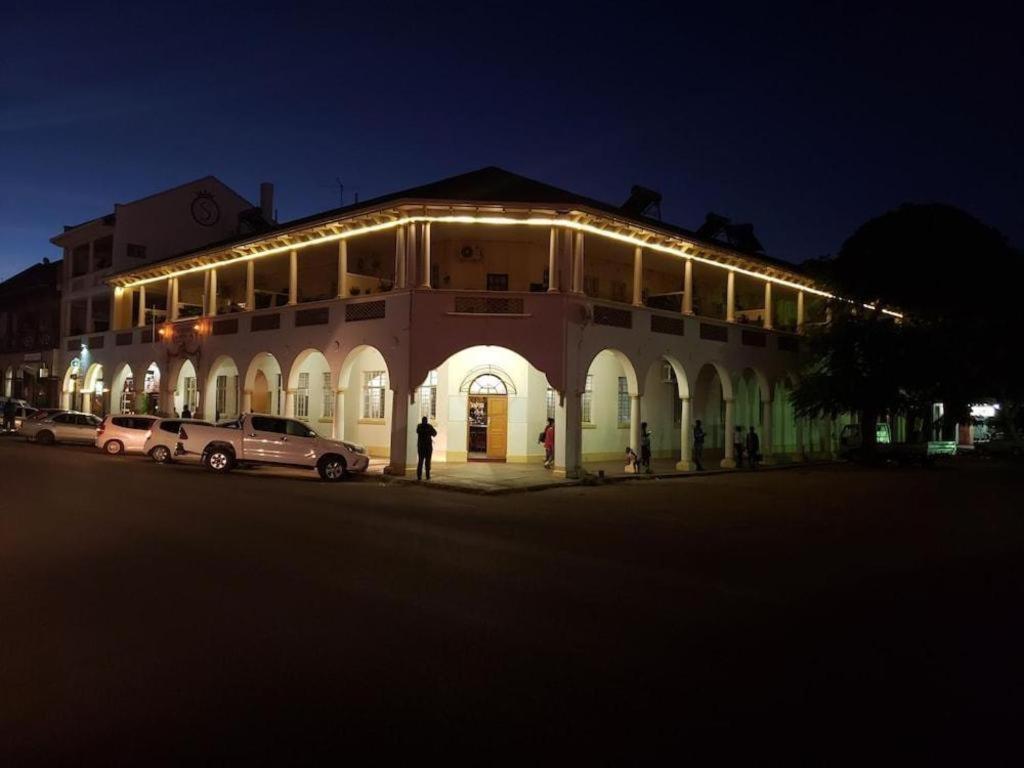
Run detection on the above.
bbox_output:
[381,456,830,495]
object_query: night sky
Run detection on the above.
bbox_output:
[2,1,1021,277]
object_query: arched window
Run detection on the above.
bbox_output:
[468,374,507,395]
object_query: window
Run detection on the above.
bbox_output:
[92,236,113,270]
[611,281,627,303]
[468,374,507,395]
[286,420,315,438]
[216,375,227,415]
[486,273,509,292]
[581,374,594,424]
[71,244,90,277]
[321,372,334,419]
[583,275,599,297]
[295,372,310,419]
[184,376,198,412]
[160,421,181,434]
[617,377,630,425]
[419,370,438,421]
[251,416,287,434]
[546,387,557,421]
[126,243,147,259]
[362,371,387,420]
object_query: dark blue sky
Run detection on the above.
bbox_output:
[2,1,1021,277]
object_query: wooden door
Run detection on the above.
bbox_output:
[252,370,270,413]
[486,396,507,460]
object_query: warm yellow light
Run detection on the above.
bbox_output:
[113,212,901,317]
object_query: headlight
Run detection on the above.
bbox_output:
[342,441,367,455]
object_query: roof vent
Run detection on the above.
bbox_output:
[620,185,662,220]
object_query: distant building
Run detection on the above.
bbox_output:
[0,258,62,406]
[53,167,850,475]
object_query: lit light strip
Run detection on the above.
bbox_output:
[114,213,901,317]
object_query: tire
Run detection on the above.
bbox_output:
[150,445,172,464]
[37,430,55,446]
[317,454,347,482]
[205,447,235,473]
[104,440,124,456]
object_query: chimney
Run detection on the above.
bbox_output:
[260,182,274,222]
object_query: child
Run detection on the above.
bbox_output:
[624,446,640,473]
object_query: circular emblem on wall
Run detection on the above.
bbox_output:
[191,191,221,227]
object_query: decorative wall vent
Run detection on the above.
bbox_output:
[453,297,525,315]
[345,300,386,322]
[251,313,281,332]
[593,305,632,329]
[651,314,685,336]
[699,323,728,342]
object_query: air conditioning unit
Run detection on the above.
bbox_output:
[459,245,483,261]
[662,363,676,384]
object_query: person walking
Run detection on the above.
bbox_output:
[2,398,16,432]
[693,419,705,471]
[415,416,437,481]
[746,425,761,470]
[733,425,745,468]
[640,421,652,474]
[181,405,192,420]
[542,417,555,469]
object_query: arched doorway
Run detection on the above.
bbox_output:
[244,353,281,417]
[173,359,199,417]
[110,363,134,414]
[467,373,509,461]
[581,349,639,467]
[252,371,270,413]
[206,355,240,421]
[693,362,735,468]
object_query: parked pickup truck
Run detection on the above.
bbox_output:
[176,413,370,481]
[839,423,957,466]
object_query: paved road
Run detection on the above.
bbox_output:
[1,438,1022,762]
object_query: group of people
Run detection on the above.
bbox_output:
[2,398,17,432]
[732,425,762,469]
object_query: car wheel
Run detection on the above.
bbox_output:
[37,430,55,446]
[318,455,347,482]
[205,448,235,473]
[104,440,124,456]
[150,445,172,464]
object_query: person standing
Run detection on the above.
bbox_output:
[693,419,705,471]
[733,425,745,468]
[746,425,760,470]
[416,416,437,481]
[181,405,192,420]
[3,398,16,432]
[542,417,555,469]
[640,421,652,474]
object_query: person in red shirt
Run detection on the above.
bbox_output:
[543,418,555,469]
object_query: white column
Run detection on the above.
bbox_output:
[202,271,210,316]
[284,389,295,418]
[169,278,179,321]
[721,398,736,468]
[763,282,773,330]
[405,223,418,289]
[137,285,146,327]
[629,395,641,454]
[554,390,582,479]
[385,385,411,475]
[573,232,585,294]
[726,271,735,323]
[419,222,431,289]
[394,228,405,289]
[676,396,693,470]
[762,400,774,464]
[632,246,643,307]
[683,259,694,315]
[208,269,218,316]
[547,227,558,292]
[338,240,349,298]
[246,261,255,310]
[242,390,252,413]
[333,389,345,440]
[797,290,805,333]
[288,249,298,305]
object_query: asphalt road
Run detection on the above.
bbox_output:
[1,437,1022,763]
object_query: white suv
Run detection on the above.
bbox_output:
[96,415,159,455]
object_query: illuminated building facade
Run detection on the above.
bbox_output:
[52,167,846,475]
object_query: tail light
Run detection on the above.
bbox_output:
[97,422,106,435]
[179,427,189,440]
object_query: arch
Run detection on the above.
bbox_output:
[110,362,134,415]
[286,348,332,391]
[657,353,691,400]
[458,365,518,395]
[82,363,104,392]
[468,374,508,395]
[140,361,161,415]
[174,359,200,416]
[582,348,639,396]
[736,365,771,403]
[206,355,241,421]
[3,366,12,398]
[336,344,393,461]
[244,352,282,392]
[339,344,385,391]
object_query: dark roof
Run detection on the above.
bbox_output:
[0,260,62,300]
[112,166,804,277]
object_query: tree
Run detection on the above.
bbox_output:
[793,204,1019,444]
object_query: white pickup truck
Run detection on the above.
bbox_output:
[176,413,370,481]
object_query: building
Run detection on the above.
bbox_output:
[53,167,845,477]
[1,258,62,406]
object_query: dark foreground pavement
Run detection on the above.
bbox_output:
[2,438,1022,763]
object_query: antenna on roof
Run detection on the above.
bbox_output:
[335,178,344,207]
